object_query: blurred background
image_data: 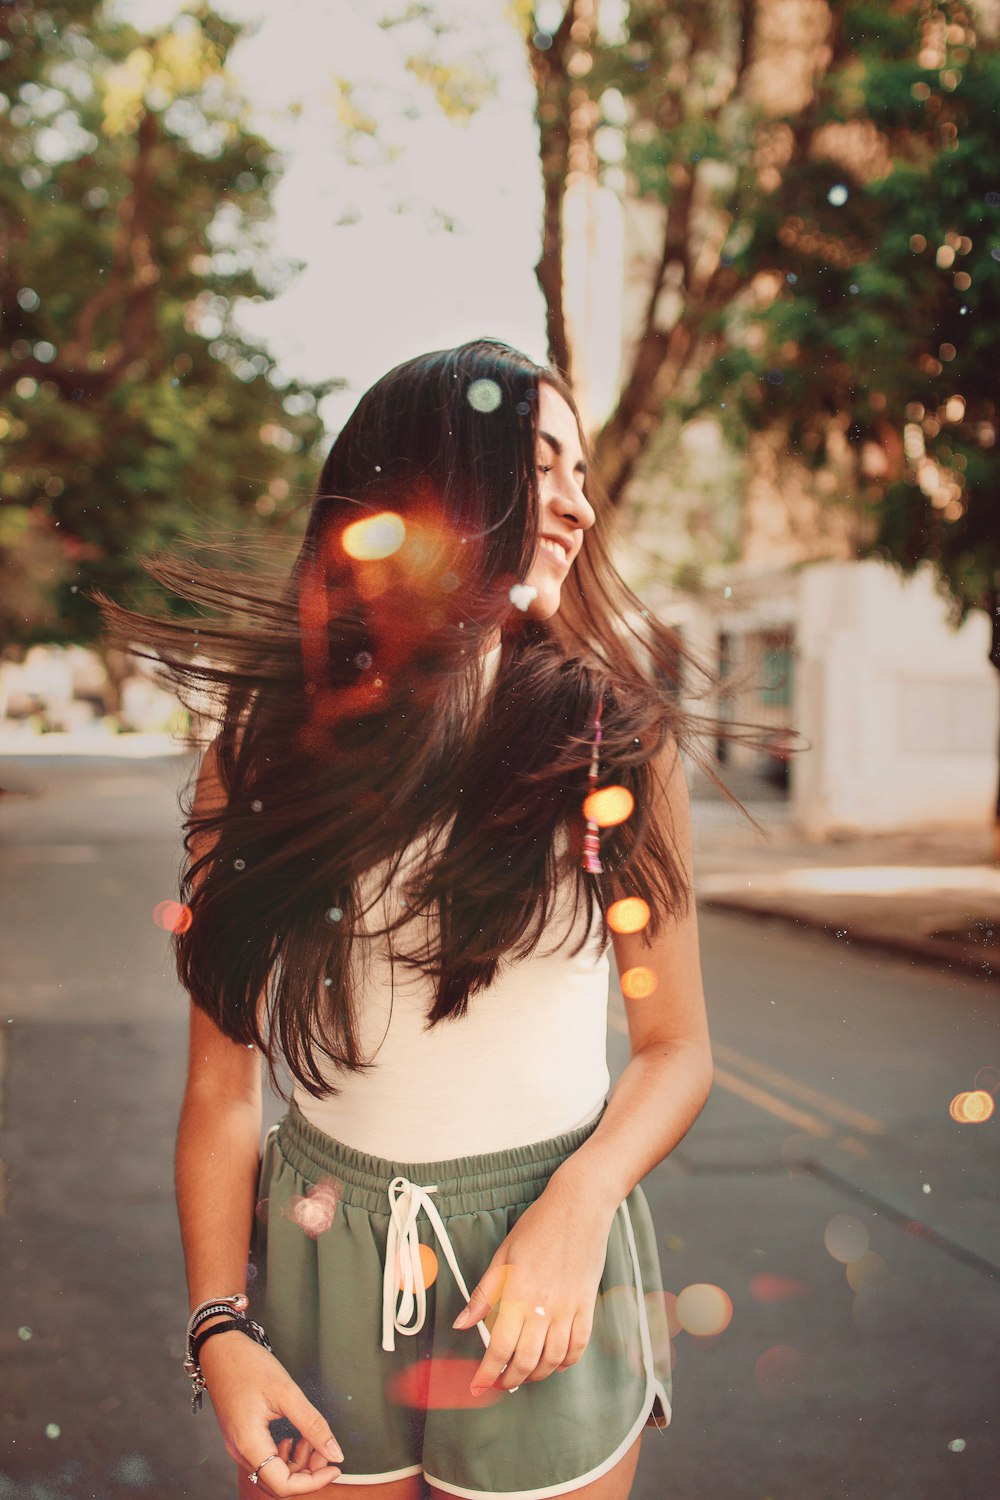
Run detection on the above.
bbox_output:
[1,1,998,1496]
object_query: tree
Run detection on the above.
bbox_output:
[520,1,998,587]
[520,0,1000,827]
[0,0,338,662]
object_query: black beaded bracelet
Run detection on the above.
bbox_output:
[188,1302,247,1343]
[184,1312,272,1414]
[191,1317,250,1364]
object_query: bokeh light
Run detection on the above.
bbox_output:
[582,785,634,826]
[749,1273,810,1304]
[342,511,406,561]
[823,1214,869,1263]
[620,966,657,1000]
[949,1090,995,1123]
[386,1357,503,1409]
[675,1283,733,1337]
[607,897,651,934]
[594,1284,639,1362]
[846,1251,892,1293]
[286,1177,342,1238]
[973,1065,1000,1094]
[152,900,192,934]
[396,1243,439,1292]
[754,1344,806,1397]
[467,378,503,412]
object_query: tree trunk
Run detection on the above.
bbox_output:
[990,586,1000,863]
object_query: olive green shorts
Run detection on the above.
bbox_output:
[249,1103,671,1496]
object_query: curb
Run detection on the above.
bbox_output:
[697,892,998,984]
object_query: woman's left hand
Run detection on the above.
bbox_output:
[453,1175,617,1396]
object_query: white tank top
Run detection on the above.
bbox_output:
[292,647,611,1161]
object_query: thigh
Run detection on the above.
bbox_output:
[426,1433,642,1500]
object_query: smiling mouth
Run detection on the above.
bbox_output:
[538,537,570,564]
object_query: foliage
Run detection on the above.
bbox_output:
[701,0,1000,620]
[0,0,339,650]
[520,0,999,620]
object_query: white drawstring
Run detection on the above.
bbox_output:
[381,1176,493,1356]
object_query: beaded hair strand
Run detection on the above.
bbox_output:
[581,697,604,875]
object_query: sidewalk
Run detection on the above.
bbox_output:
[691,795,999,983]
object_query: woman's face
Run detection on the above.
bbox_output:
[522,383,596,620]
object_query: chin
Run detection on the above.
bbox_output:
[525,587,562,620]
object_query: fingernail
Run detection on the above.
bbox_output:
[452,1310,469,1328]
[325,1440,344,1462]
[470,1384,486,1397]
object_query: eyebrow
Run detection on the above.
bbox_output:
[538,430,587,476]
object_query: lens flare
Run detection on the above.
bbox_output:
[620,966,657,1000]
[342,511,406,561]
[607,897,651,934]
[396,1243,439,1292]
[152,900,192,934]
[583,785,634,827]
[949,1090,995,1123]
[675,1283,733,1337]
[824,1214,869,1263]
[753,1344,806,1396]
[386,1357,502,1409]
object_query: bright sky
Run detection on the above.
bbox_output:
[114,0,548,432]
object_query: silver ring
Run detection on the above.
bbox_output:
[247,1453,279,1486]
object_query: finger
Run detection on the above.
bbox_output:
[454,1261,511,1330]
[557,1311,593,1370]
[292,1437,314,1472]
[494,1314,549,1392]
[470,1305,525,1394]
[251,1461,344,1496]
[276,1438,296,1471]
[279,1389,344,1467]
[524,1322,572,1383]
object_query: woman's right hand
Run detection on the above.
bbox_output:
[199,1333,345,1494]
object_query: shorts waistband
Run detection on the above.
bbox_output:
[274,1100,608,1217]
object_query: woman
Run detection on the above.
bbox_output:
[98,338,727,1500]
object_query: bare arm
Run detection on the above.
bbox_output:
[175,741,263,1317]
[549,735,713,1209]
[458,736,713,1396]
[174,743,344,1491]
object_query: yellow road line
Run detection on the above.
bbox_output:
[711,1065,833,1136]
[608,1005,879,1140]
[713,1041,886,1135]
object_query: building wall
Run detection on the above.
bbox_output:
[792,560,996,837]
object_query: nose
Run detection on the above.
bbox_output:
[546,484,595,534]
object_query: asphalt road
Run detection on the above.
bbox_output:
[0,753,997,1500]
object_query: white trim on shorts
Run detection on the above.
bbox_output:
[422,1197,672,1499]
[331,1463,425,1485]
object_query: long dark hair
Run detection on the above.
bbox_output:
[96,337,770,1100]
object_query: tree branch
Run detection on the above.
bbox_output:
[526,1,587,381]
